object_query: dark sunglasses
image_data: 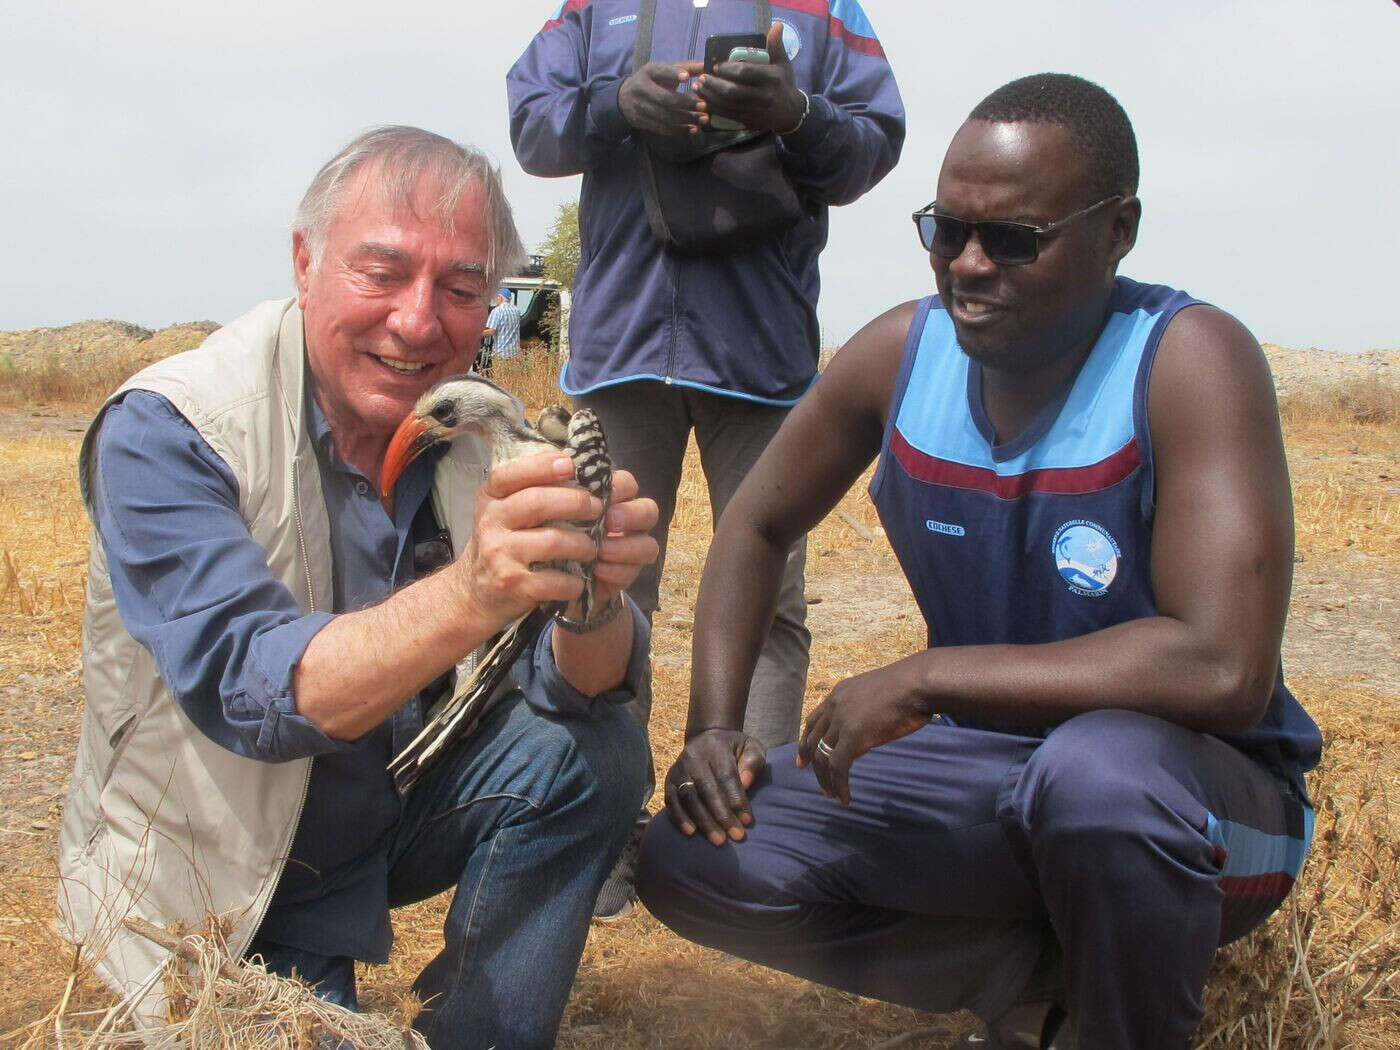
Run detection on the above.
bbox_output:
[912,195,1124,266]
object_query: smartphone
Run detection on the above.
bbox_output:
[703,32,769,131]
[703,32,766,73]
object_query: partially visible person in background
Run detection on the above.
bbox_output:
[485,287,522,359]
[507,0,905,921]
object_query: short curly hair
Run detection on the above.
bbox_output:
[969,73,1139,198]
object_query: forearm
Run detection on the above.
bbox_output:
[686,323,901,737]
[779,93,904,205]
[507,20,630,177]
[94,393,367,762]
[300,471,654,734]
[907,615,1279,734]
[551,594,638,697]
[295,562,496,740]
[687,523,792,736]
[772,24,905,204]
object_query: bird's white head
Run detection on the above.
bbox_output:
[379,373,529,503]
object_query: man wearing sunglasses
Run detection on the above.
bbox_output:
[637,74,1320,1049]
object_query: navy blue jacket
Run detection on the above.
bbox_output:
[508,0,905,404]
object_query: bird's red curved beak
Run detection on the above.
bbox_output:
[380,415,434,511]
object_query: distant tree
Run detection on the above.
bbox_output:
[537,201,579,351]
[539,200,580,290]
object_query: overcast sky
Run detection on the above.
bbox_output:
[2,0,1395,353]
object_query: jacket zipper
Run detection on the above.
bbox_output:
[666,259,680,384]
[687,1,704,57]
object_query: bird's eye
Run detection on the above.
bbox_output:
[431,402,457,427]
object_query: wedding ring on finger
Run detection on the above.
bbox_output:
[815,738,836,759]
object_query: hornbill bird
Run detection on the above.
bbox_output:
[378,373,613,792]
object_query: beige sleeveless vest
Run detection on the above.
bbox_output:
[57,298,488,1017]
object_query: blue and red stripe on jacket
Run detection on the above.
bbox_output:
[510,0,904,404]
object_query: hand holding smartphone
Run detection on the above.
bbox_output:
[702,32,769,131]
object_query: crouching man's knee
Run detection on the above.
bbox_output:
[540,702,649,846]
[1012,711,1220,873]
[636,811,715,933]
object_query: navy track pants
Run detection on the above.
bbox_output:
[637,710,1311,1050]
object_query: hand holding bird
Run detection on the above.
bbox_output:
[377,373,657,790]
[454,448,610,629]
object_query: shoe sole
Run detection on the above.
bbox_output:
[590,899,636,925]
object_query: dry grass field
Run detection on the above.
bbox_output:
[0,324,1396,1048]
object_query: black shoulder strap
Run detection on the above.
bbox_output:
[755,0,772,33]
[633,0,656,71]
[633,0,772,71]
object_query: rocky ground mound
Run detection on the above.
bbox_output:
[1261,343,1397,396]
[0,318,221,374]
[2,322,1396,397]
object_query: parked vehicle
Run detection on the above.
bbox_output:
[501,255,570,356]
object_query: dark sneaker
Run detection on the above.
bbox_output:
[949,1004,1068,1049]
[948,1028,1036,1049]
[592,812,647,923]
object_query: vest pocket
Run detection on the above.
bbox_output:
[80,810,109,858]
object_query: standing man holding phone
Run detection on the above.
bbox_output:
[508,0,905,920]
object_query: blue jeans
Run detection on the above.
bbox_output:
[250,691,648,1049]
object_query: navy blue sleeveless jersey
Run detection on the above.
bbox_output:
[869,277,1322,787]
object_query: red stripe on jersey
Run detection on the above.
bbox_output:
[890,429,1142,499]
[774,1,887,57]
[542,0,591,31]
[1220,871,1296,900]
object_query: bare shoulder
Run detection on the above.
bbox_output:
[1148,302,1281,442]
[818,299,921,425]
[757,300,921,501]
[828,299,921,369]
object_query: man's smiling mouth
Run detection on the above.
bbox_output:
[374,355,429,374]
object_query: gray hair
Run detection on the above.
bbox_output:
[293,126,525,289]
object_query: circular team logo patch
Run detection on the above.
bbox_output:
[1052,520,1121,597]
[776,19,800,60]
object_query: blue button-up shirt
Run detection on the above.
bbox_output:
[91,388,647,960]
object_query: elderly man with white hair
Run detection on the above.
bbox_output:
[57,126,657,1049]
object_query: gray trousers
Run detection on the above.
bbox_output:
[576,382,811,759]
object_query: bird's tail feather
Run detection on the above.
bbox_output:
[389,607,550,794]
